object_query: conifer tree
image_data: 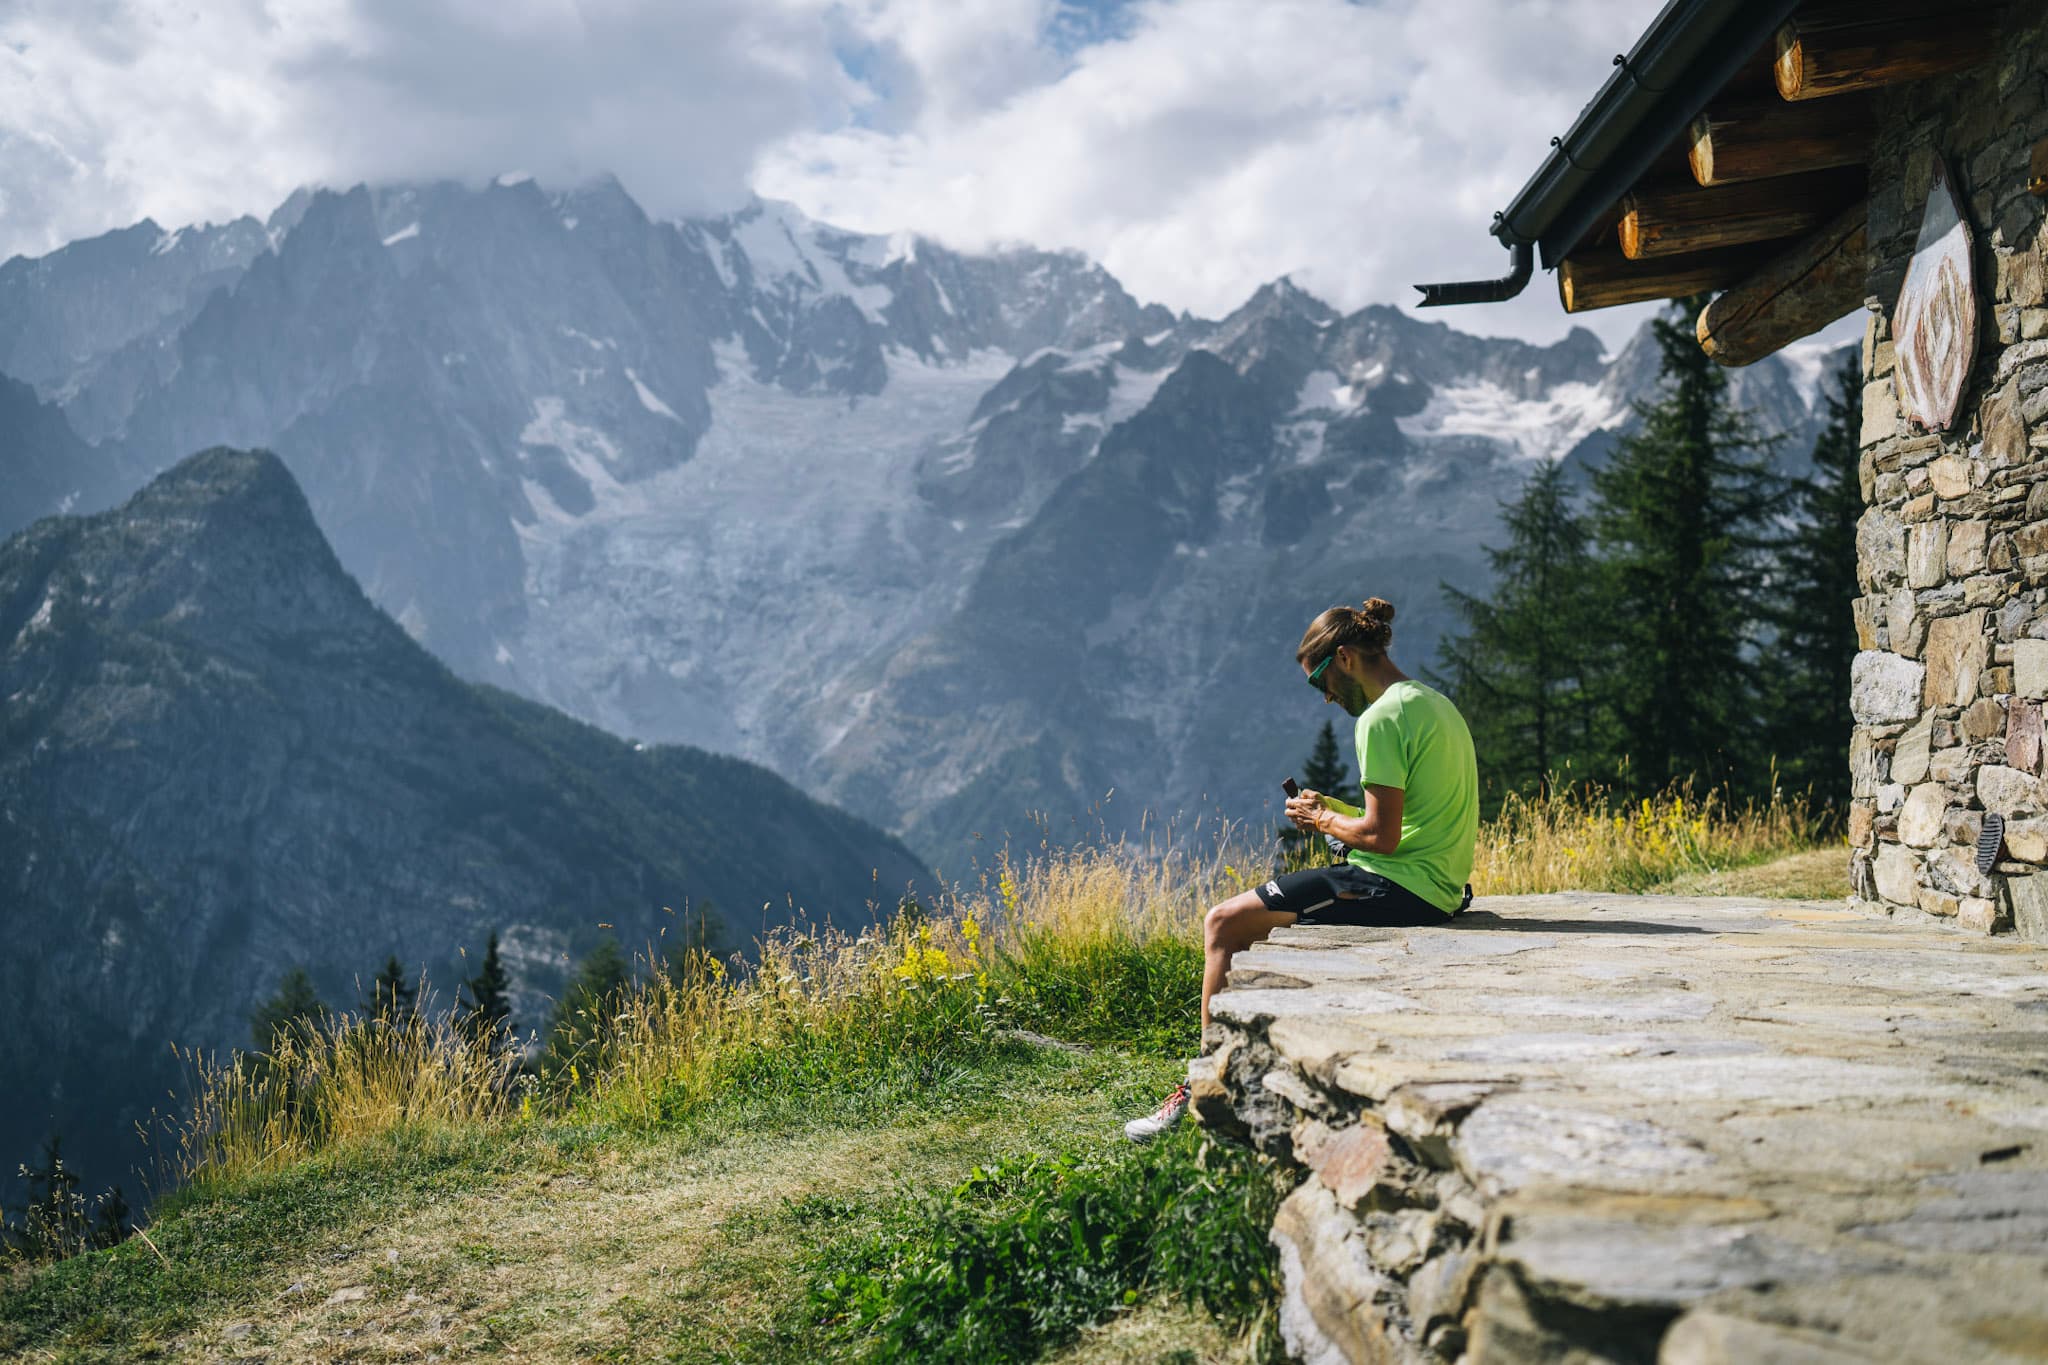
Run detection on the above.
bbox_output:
[1281,719,1357,861]
[1433,458,1602,802]
[9,1138,82,1259]
[1587,301,1786,794]
[363,954,416,1021]
[1303,718,1357,807]
[1763,352,1863,804]
[250,967,326,1054]
[3,1139,130,1259]
[542,937,630,1077]
[462,931,514,1045]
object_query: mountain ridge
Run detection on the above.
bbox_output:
[1,177,1848,866]
[1,446,926,1197]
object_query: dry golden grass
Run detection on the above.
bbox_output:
[171,1011,520,1191]
[150,1055,1170,1364]
[165,787,1831,1190]
[564,839,1233,1132]
[1652,844,1851,900]
[1472,782,1826,896]
[1041,1299,1240,1364]
[163,840,1224,1193]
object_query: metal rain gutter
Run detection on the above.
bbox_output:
[1413,241,1532,307]
[1414,0,1802,309]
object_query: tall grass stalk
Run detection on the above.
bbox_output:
[576,838,1243,1128]
[170,1011,518,1190]
[166,838,1241,1186]
[1473,780,1824,895]
[165,781,1825,1185]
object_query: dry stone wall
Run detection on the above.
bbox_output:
[1194,899,2048,1364]
[1850,7,2048,939]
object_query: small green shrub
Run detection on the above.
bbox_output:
[809,1125,1291,1363]
[991,931,1202,1059]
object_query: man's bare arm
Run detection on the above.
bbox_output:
[1287,785,1404,854]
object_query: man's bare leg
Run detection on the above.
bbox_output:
[1201,891,1299,1032]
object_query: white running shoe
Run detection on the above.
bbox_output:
[1123,1082,1191,1142]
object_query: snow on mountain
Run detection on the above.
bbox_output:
[1777,329,1862,409]
[3,176,1834,865]
[727,199,895,323]
[0,212,272,441]
[509,338,1017,756]
[1397,378,1624,465]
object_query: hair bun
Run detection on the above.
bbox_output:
[1296,597,1396,668]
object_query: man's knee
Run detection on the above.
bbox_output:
[1204,897,1256,952]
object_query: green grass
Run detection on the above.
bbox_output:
[4,836,1252,1362]
[810,1124,1289,1363]
[3,811,1844,1362]
[0,1043,1229,1363]
[1648,844,1851,900]
[0,1124,519,1359]
[991,932,1204,1060]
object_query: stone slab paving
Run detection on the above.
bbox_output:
[1186,892,2048,1364]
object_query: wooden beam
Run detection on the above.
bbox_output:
[1697,200,1868,366]
[1559,243,1780,313]
[1570,203,1625,259]
[1688,95,1872,187]
[1714,38,1784,104]
[1775,2,2005,102]
[1620,166,1864,260]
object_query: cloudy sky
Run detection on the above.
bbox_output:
[1,0,1694,346]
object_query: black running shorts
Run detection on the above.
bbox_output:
[1252,863,1452,927]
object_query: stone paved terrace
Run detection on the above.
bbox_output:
[1187,893,2048,1364]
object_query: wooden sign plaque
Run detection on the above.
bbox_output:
[1893,154,1977,434]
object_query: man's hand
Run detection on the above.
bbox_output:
[1290,785,1404,854]
[1285,790,1327,832]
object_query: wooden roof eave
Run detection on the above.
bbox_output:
[1554,0,2006,360]
[1426,0,2010,365]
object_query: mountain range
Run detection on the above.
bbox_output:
[0,446,924,1197]
[2,175,1845,868]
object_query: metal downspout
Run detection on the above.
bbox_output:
[1414,241,1534,307]
[1410,0,1801,309]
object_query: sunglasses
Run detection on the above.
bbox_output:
[1306,652,1336,692]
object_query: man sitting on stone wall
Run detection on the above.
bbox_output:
[1124,596,1480,1141]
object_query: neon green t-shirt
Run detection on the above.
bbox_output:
[1347,680,1478,913]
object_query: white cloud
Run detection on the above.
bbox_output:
[836,0,1064,126]
[0,0,850,257]
[758,0,1674,345]
[2,0,1682,346]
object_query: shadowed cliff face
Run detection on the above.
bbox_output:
[0,447,927,1199]
[3,180,1843,873]
[0,374,116,541]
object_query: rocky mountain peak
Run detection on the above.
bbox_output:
[11,446,402,670]
[265,186,316,238]
[110,444,320,547]
[1212,275,1337,343]
[2,174,1841,876]
[0,445,926,1198]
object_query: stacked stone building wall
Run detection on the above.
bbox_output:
[1849,8,2048,939]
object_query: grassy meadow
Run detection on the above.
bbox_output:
[2,783,1842,1363]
